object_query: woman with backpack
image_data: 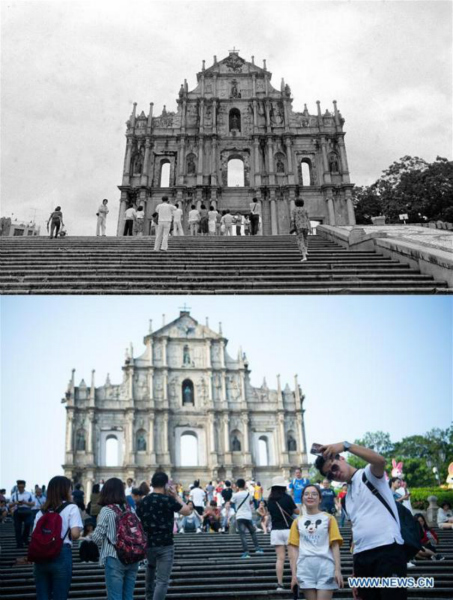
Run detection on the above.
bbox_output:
[91,477,146,600]
[30,475,83,600]
[266,476,300,592]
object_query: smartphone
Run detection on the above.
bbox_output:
[293,583,300,599]
[310,443,324,456]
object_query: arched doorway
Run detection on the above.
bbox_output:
[258,436,269,466]
[160,161,171,187]
[105,435,119,467]
[180,431,198,466]
[227,158,245,187]
[301,160,312,186]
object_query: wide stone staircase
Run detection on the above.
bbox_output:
[1,523,452,599]
[0,235,449,294]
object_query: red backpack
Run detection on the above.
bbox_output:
[28,503,73,563]
[108,505,147,564]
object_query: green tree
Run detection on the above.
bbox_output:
[353,156,453,224]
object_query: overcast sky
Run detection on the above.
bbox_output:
[2,0,451,235]
[1,296,452,491]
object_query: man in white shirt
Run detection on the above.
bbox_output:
[123,204,136,236]
[315,443,407,600]
[232,478,263,558]
[220,211,234,236]
[9,480,34,548]
[189,482,206,515]
[154,196,176,251]
[173,203,184,236]
[188,205,200,236]
[32,487,46,519]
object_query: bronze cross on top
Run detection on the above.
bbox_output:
[179,303,191,312]
[229,47,240,54]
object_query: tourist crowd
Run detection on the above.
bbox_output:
[3,443,452,600]
[47,196,313,261]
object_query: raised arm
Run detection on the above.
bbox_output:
[321,442,386,478]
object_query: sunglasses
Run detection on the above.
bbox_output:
[324,463,341,481]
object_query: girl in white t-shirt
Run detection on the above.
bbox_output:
[289,484,343,599]
[32,476,83,600]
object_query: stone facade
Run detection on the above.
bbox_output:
[117,50,355,235]
[62,311,309,495]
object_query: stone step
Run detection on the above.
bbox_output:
[0,235,448,294]
[1,526,452,600]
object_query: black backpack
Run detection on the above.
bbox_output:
[361,473,422,561]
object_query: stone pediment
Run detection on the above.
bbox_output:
[150,313,222,341]
[202,53,268,77]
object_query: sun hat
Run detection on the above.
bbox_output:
[268,476,288,489]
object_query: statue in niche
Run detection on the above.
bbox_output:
[271,103,284,126]
[137,432,147,451]
[230,113,240,130]
[133,149,144,174]
[287,435,297,452]
[231,79,241,98]
[329,154,339,173]
[276,159,285,174]
[285,83,291,97]
[183,382,194,405]
[231,436,241,451]
[183,345,191,365]
[76,430,86,451]
[187,156,196,175]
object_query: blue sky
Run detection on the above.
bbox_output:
[1,296,452,491]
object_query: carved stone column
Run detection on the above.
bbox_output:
[178,137,186,184]
[148,415,156,464]
[270,197,278,235]
[123,138,133,179]
[325,189,335,225]
[66,409,74,453]
[285,137,295,185]
[345,188,356,225]
[320,137,332,185]
[141,138,151,186]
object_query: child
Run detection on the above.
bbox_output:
[79,522,99,562]
[289,484,343,600]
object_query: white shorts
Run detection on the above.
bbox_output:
[297,556,337,590]
[270,529,290,546]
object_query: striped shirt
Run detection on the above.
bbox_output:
[91,504,123,565]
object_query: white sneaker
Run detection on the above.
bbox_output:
[179,529,185,534]
[407,561,416,568]
[196,528,202,533]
